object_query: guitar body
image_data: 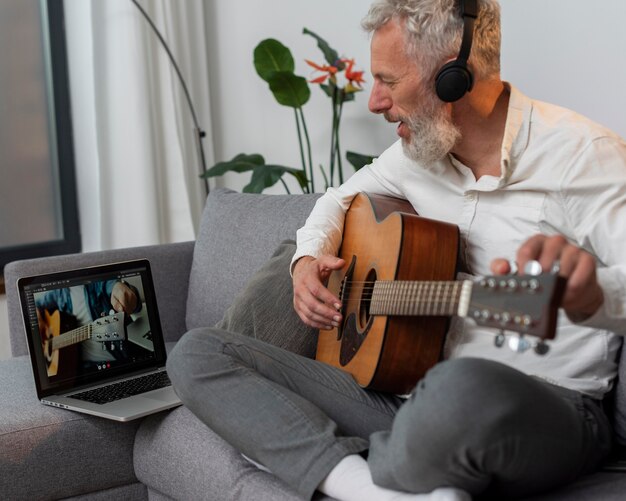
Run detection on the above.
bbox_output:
[316,193,460,394]
[39,309,79,378]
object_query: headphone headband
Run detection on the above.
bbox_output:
[457,0,477,64]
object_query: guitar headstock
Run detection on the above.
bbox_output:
[468,267,567,345]
[91,313,127,342]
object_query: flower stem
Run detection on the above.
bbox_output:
[335,97,345,184]
[329,87,338,186]
[298,107,315,193]
[293,108,310,193]
[280,177,292,194]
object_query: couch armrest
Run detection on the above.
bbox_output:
[4,241,195,357]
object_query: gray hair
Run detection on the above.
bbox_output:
[362,0,501,82]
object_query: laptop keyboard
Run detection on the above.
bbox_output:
[70,371,172,405]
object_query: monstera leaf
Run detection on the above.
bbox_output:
[201,153,308,193]
[244,165,308,193]
[346,151,376,171]
[254,39,310,108]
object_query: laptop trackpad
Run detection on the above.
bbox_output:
[143,386,179,403]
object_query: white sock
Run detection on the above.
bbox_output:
[318,454,470,501]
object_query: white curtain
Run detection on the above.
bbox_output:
[63,0,213,252]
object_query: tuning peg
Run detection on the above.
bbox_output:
[523,260,543,276]
[508,335,531,353]
[494,331,505,348]
[534,340,550,355]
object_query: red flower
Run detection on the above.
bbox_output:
[305,59,338,84]
[342,58,365,87]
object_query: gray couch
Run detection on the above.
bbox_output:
[1,188,625,500]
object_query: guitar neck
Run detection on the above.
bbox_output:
[50,324,92,351]
[370,280,473,317]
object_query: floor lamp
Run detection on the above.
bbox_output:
[130,0,209,196]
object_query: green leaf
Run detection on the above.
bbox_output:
[254,39,295,82]
[303,28,344,70]
[346,151,376,171]
[243,165,308,193]
[319,83,334,99]
[266,71,311,108]
[201,153,265,178]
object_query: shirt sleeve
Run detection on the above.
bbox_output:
[562,135,626,334]
[290,141,406,274]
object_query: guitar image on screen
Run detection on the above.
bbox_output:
[315,193,567,395]
[38,310,127,377]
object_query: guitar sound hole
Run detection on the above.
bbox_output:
[359,269,376,328]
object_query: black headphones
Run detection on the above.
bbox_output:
[434,0,478,102]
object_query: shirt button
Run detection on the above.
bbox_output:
[465,193,476,201]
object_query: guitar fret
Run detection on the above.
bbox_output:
[408,282,415,315]
[419,282,427,315]
[425,283,432,315]
[389,284,400,311]
[444,282,452,315]
[433,282,440,315]
[413,282,421,315]
[401,281,409,315]
[437,282,446,315]
[438,283,445,315]
[452,282,459,314]
[419,282,426,315]
[371,280,465,317]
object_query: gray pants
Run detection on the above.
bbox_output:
[166,328,612,500]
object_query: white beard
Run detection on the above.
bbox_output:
[402,100,461,166]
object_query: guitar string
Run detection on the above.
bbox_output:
[339,282,461,298]
[51,324,92,348]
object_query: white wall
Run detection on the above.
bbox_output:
[500,0,626,138]
[204,0,626,193]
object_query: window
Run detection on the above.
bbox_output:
[0,0,80,291]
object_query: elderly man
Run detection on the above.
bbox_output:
[168,1,626,499]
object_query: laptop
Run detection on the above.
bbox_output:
[18,259,182,422]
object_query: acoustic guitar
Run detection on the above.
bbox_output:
[39,310,127,377]
[315,193,566,394]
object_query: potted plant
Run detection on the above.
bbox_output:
[202,29,375,193]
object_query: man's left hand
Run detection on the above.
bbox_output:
[491,234,604,320]
[111,281,139,314]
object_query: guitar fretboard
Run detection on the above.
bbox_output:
[370,280,473,317]
[51,325,92,350]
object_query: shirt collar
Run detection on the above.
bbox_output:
[499,83,532,186]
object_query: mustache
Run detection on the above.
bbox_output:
[384,113,408,123]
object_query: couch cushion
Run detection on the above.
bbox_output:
[216,240,318,358]
[0,356,142,500]
[186,189,321,331]
[134,406,304,501]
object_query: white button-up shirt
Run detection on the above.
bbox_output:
[293,84,626,399]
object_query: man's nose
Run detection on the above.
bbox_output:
[368,81,392,114]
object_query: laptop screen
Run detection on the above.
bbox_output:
[18,259,168,398]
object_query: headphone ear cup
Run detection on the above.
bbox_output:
[435,60,473,102]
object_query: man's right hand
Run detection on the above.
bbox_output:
[292,255,345,330]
